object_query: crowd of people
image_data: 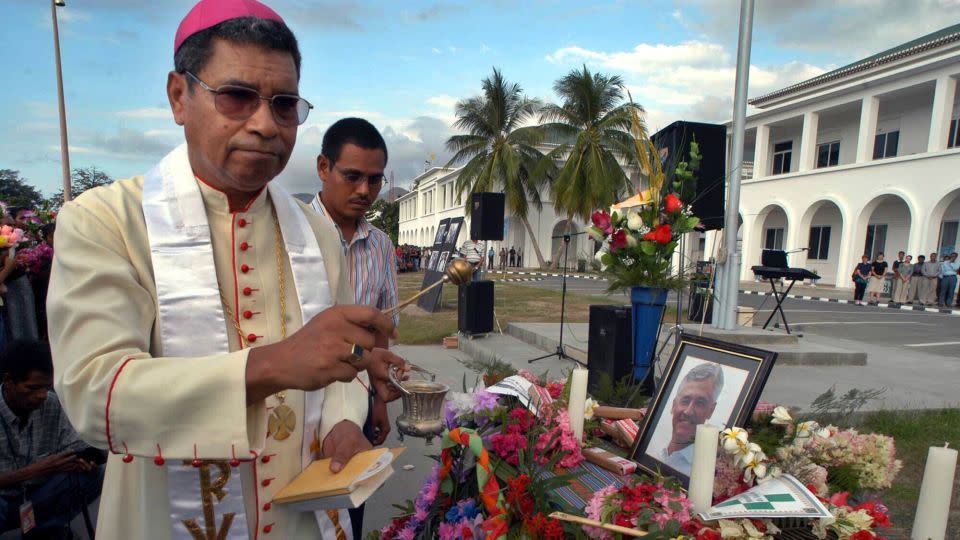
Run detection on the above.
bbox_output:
[853,250,959,307]
[0,206,56,351]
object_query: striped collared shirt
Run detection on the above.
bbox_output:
[312,195,400,326]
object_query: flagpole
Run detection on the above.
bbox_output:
[52,0,72,202]
[718,0,754,329]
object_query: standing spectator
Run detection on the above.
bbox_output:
[499,247,507,270]
[509,246,516,267]
[853,255,871,305]
[892,255,913,305]
[938,252,958,307]
[920,253,941,306]
[0,223,37,340]
[0,340,105,537]
[517,248,523,268]
[487,245,495,269]
[866,252,888,305]
[907,254,925,304]
[459,237,485,280]
[891,251,906,302]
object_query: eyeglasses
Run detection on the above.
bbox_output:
[185,71,313,126]
[334,165,384,187]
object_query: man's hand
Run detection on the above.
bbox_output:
[368,397,391,446]
[27,452,79,477]
[322,420,373,473]
[246,305,397,404]
[366,348,408,403]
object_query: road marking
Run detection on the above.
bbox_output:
[791,321,934,326]
[904,341,960,347]
[748,309,913,314]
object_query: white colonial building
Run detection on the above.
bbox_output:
[397,150,640,267]
[713,24,960,287]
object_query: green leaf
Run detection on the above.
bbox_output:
[640,241,656,255]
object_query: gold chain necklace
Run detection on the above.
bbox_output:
[220,213,296,441]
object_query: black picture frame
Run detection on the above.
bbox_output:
[629,333,777,488]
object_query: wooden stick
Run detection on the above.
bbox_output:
[594,406,646,420]
[382,277,447,317]
[549,512,647,537]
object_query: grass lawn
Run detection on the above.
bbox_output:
[394,271,666,345]
[858,408,960,538]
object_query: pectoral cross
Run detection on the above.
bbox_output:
[182,460,236,540]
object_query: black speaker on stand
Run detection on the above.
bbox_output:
[587,305,633,393]
[458,280,494,334]
[651,121,727,231]
[470,192,505,241]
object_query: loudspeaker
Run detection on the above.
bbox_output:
[458,280,494,334]
[587,305,633,393]
[651,121,727,231]
[470,192,505,240]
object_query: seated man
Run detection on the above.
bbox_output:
[0,340,104,537]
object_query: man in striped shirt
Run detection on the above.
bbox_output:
[314,118,400,539]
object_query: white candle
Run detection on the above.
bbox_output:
[567,368,588,441]
[688,423,719,515]
[912,443,958,540]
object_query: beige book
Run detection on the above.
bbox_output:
[273,447,405,510]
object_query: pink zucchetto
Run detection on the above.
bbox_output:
[174,0,284,54]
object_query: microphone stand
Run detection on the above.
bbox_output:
[527,231,588,366]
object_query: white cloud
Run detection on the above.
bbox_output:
[116,107,173,120]
[431,47,442,55]
[546,40,828,126]
[448,46,459,55]
[426,95,459,110]
[481,43,491,54]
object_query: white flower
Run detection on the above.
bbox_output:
[626,233,638,247]
[626,211,643,231]
[736,442,764,468]
[584,398,599,420]
[795,420,819,440]
[721,427,749,453]
[770,406,793,425]
[742,451,768,483]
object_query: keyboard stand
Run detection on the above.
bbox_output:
[761,277,798,334]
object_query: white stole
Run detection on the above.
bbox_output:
[142,144,334,539]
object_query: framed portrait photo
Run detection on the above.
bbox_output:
[629,334,777,487]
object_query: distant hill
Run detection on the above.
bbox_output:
[379,187,408,202]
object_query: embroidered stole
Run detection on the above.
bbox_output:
[142,144,333,539]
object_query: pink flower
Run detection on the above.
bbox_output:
[591,211,612,234]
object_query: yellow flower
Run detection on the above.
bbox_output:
[584,398,599,420]
[721,427,749,453]
[0,237,7,248]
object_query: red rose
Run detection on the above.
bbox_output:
[591,210,612,233]
[829,491,850,508]
[664,193,683,213]
[643,224,672,245]
[697,529,722,540]
[610,229,628,251]
[849,531,875,540]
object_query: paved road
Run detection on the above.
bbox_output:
[510,275,960,359]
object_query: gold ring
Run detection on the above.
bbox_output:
[349,343,364,365]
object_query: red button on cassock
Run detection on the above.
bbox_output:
[261,478,272,487]
[240,242,249,251]
[240,264,250,273]
[247,333,258,343]
[263,524,272,534]
[261,455,271,464]
[262,502,271,511]
[243,310,253,319]
[243,287,253,296]
[238,218,247,227]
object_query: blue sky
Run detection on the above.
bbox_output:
[2,0,957,197]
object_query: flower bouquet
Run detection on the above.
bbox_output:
[587,103,703,291]
[376,370,596,539]
[16,243,54,275]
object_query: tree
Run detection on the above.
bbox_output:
[0,169,46,210]
[367,198,399,245]
[445,68,550,268]
[539,65,642,267]
[49,166,114,208]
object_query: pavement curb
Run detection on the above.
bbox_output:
[738,289,960,316]
[499,270,606,281]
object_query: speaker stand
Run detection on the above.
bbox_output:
[526,233,587,367]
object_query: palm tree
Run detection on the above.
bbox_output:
[540,65,642,267]
[445,68,550,268]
